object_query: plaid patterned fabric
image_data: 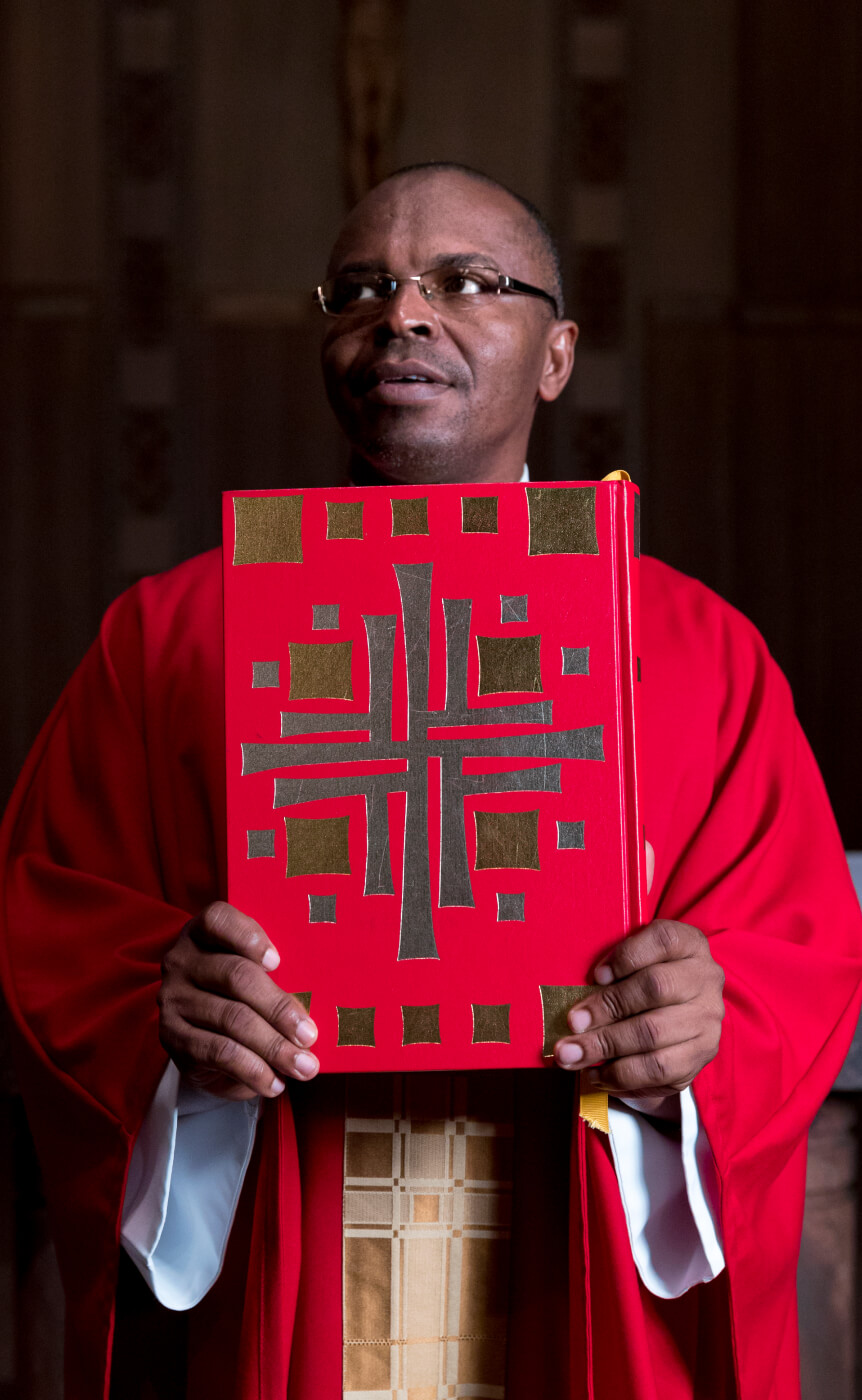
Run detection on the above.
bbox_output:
[343,1072,515,1400]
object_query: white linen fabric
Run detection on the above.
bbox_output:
[121,1069,724,1310]
[121,1063,259,1310]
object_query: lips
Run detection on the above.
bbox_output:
[361,359,454,405]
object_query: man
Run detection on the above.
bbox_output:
[1,163,860,1400]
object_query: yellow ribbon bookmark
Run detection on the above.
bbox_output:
[579,1087,610,1134]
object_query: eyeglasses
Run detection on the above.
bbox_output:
[314,264,559,320]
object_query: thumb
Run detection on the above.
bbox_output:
[645,839,655,895]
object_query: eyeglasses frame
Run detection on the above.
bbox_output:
[313,265,560,321]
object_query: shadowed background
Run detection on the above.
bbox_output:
[0,2,860,1396]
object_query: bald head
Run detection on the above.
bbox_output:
[320,165,577,486]
[329,163,564,315]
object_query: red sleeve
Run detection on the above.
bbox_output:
[0,555,225,1399]
[641,560,862,1396]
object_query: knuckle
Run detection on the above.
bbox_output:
[598,988,625,1021]
[219,999,252,1041]
[157,1020,182,1055]
[644,1050,669,1085]
[160,939,185,980]
[638,1013,661,1050]
[224,958,258,1002]
[592,1029,615,1060]
[643,965,671,1004]
[653,919,682,957]
[203,900,233,936]
[269,992,297,1029]
[207,1035,239,1074]
[264,1033,289,1066]
[613,943,638,977]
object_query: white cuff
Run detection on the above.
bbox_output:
[121,1061,260,1310]
[607,1086,725,1297]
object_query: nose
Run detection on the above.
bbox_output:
[372,278,438,344]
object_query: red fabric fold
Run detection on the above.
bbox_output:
[1,547,860,1399]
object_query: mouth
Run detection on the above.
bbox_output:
[362,359,454,406]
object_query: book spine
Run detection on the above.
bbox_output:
[609,483,645,932]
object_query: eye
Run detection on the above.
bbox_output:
[438,269,497,296]
[352,279,382,301]
[330,276,385,312]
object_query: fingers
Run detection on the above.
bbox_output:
[160,901,320,1097]
[553,917,725,1096]
[566,949,719,1041]
[187,900,281,971]
[187,951,316,1043]
[162,989,319,1097]
[557,1002,701,1069]
[593,918,707,987]
[580,1040,705,1098]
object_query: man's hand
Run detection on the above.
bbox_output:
[158,901,319,1100]
[554,914,725,1113]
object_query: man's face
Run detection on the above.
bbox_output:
[320,171,577,484]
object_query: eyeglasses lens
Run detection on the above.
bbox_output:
[320,267,502,317]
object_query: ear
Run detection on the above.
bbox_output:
[538,320,578,403]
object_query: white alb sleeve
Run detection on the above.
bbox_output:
[123,1069,723,1309]
[607,1086,725,1297]
[121,1061,260,1310]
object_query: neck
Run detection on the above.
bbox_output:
[347,449,527,488]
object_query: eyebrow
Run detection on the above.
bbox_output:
[331,252,503,277]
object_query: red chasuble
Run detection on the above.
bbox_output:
[1,546,860,1400]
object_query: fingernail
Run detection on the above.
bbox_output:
[262,948,280,971]
[557,1043,584,1067]
[270,1076,285,1095]
[595,965,614,985]
[295,1018,317,1047]
[295,1053,318,1078]
[570,1009,591,1034]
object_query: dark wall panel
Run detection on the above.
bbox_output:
[739,0,862,305]
[0,296,107,805]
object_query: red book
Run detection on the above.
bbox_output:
[223,479,644,1073]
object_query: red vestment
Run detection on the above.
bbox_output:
[1,547,860,1400]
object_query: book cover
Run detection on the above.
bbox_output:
[223,479,643,1073]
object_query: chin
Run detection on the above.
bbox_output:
[354,435,489,486]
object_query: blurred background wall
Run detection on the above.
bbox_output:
[0,1,860,1397]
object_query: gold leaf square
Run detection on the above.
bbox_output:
[471,1003,511,1043]
[474,809,540,870]
[337,1005,376,1047]
[326,499,364,539]
[288,641,353,700]
[285,815,350,876]
[476,634,542,695]
[233,494,303,564]
[289,992,312,1013]
[401,1004,441,1045]
[539,984,592,1057]
[462,496,499,533]
[527,485,598,555]
[391,496,429,535]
